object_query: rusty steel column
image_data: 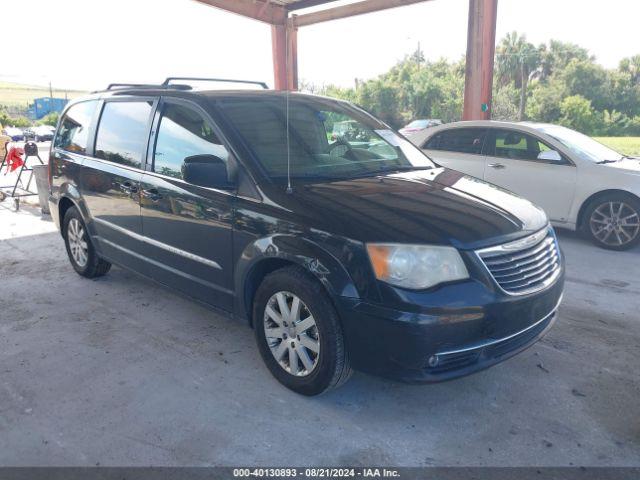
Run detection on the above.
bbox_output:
[271,20,298,91]
[271,24,287,90]
[286,19,299,91]
[462,0,498,120]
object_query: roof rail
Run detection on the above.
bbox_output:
[97,77,269,94]
[104,83,192,91]
[162,77,269,90]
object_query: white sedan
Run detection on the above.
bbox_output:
[409,121,640,250]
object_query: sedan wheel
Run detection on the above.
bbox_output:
[587,198,640,250]
[264,291,320,377]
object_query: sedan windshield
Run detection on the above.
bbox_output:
[535,124,624,163]
[216,95,434,181]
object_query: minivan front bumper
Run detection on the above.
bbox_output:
[335,267,564,383]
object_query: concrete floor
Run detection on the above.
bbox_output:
[0,203,638,467]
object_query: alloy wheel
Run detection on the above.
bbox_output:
[67,218,89,267]
[589,201,640,247]
[263,291,320,377]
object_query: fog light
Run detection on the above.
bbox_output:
[427,355,439,368]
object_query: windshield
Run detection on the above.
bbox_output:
[216,95,434,181]
[535,125,623,162]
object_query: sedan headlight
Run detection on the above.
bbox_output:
[366,244,469,290]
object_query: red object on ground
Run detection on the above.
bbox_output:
[5,147,24,173]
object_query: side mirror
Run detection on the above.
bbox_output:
[182,154,234,189]
[537,150,562,162]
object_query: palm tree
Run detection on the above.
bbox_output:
[496,32,541,120]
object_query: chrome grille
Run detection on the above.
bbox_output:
[476,229,561,295]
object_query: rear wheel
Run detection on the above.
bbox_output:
[253,266,352,395]
[584,194,640,250]
[63,206,111,277]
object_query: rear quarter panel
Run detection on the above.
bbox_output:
[49,149,89,229]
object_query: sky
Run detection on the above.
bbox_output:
[1,0,639,92]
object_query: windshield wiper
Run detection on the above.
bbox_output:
[596,159,621,164]
[377,166,432,174]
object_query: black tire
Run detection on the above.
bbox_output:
[63,206,112,277]
[583,193,640,251]
[253,266,352,396]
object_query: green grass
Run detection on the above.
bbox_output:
[594,137,640,157]
[0,81,87,107]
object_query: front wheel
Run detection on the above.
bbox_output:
[63,206,112,277]
[253,266,352,395]
[584,194,640,250]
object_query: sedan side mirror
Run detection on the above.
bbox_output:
[537,150,562,162]
[182,154,234,189]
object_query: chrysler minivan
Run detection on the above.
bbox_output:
[49,79,564,395]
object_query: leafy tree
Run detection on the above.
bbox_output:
[303,32,640,136]
[526,80,566,123]
[538,40,591,81]
[561,59,610,111]
[491,84,520,121]
[495,32,541,120]
[559,95,596,133]
[619,55,640,84]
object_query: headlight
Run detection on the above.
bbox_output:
[366,244,469,290]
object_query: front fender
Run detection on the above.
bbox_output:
[234,234,361,324]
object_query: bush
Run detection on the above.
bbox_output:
[559,95,597,134]
[38,112,59,127]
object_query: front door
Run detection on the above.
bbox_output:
[483,129,577,223]
[81,98,156,270]
[139,99,234,311]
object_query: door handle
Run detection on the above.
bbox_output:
[119,181,139,194]
[141,188,162,201]
[488,163,506,169]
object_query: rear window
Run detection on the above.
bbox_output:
[54,101,98,154]
[95,101,153,168]
[425,128,487,155]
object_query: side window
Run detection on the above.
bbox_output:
[95,101,153,168]
[153,103,229,180]
[427,128,486,155]
[492,130,554,161]
[424,133,442,150]
[54,101,98,154]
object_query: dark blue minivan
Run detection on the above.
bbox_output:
[49,79,564,395]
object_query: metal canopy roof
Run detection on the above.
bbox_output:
[193,0,499,120]
[194,0,433,27]
[268,0,342,9]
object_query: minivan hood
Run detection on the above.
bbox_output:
[264,168,548,249]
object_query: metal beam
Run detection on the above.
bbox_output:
[462,0,498,120]
[192,0,287,24]
[292,0,433,27]
[285,0,342,11]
